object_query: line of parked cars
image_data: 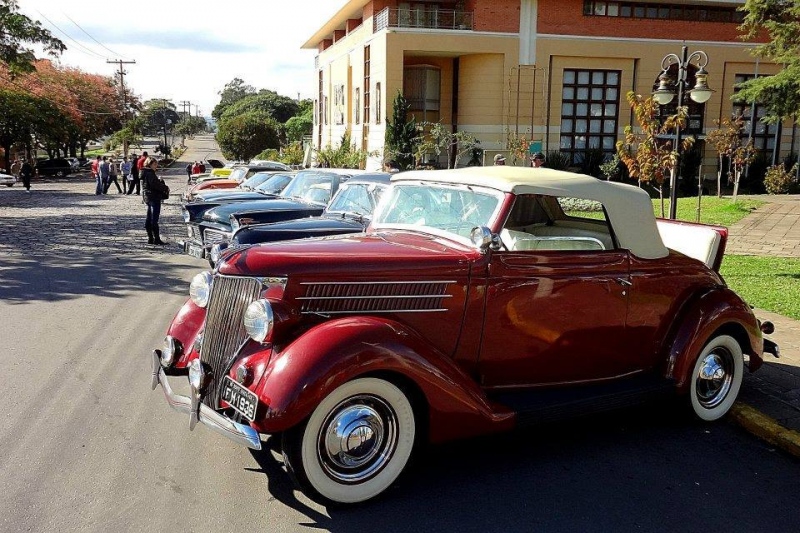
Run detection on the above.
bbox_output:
[152,165,779,505]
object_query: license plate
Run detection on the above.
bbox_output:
[221,376,257,421]
[186,242,204,259]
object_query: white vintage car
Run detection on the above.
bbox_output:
[0,172,17,187]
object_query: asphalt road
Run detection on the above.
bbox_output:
[1,137,798,532]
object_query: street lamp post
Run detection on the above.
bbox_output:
[652,46,714,220]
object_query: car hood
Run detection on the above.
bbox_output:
[218,230,478,278]
[202,198,323,224]
[194,190,270,203]
[232,215,366,245]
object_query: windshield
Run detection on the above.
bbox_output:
[280,172,338,205]
[372,182,504,242]
[327,182,385,215]
[256,173,293,194]
[241,172,273,189]
[228,167,247,182]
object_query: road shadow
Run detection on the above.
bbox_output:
[246,402,798,532]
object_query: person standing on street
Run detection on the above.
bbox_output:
[20,159,34,192]
[493,154,506,166]
[185,162,193,184]
[127,153,140,195]
[10,158,21,181]
[530,152,545,168]
[92,155,102,195]
[141,157,169,245]
[137,151,148,172]
[98,157,111,195]
[191,161,200,176]
[105,157,123,193]
[198,161,206,173]
[121,157,132,192]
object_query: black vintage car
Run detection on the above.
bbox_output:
[208,173,391,266]
[36,158,72,177]
[181,170,362,260]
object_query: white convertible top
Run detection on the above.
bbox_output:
[392,167,669,260]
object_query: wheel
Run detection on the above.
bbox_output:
[689,334,743,421]
[55,170,66,178]
[282,377,416,504]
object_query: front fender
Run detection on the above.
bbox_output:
[664,287,763,391]
[166,298,206,369]
[252,316,513,442]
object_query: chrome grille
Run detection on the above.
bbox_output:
[204,229,229,246]
[187,224,201,241]
[200,275,263,408]
[297,281,452,314]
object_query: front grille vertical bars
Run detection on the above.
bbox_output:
[200,276,263,408]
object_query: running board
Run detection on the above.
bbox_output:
[488,375,675,428]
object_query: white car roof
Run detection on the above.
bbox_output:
[392,166,668,260]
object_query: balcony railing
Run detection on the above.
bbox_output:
[374,7,474,32]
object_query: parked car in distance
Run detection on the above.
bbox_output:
[36,158,72,177]
[180,170,350,259]
[150,166,778,504]
[184,171,291,202]
[210,173,391,265]
[0,171,17,187]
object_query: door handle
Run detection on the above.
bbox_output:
[616,278,632,287]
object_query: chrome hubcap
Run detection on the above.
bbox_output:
[318,395,398,483]
[695,348,733,408]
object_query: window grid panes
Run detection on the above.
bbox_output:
[363,46,371,125]
[733,74,781,152]
[582,1,743,22]
[560,69,621,165]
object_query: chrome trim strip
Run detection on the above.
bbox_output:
[299,280,456,285]
[152,351,262,450]
[301,308,448,314]
[296,294,453,301]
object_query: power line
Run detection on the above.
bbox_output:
[35,10,109,60]
[62,13,133,61]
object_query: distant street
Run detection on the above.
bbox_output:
[0,136,798,532]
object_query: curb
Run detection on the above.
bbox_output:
[730,403,800,458]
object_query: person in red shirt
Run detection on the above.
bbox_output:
[137,151,149,171]
[191,161,201,175]
[91,155,102,195]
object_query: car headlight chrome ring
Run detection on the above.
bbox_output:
[189,271,213,308]
[160,336,181,368]
[244,299,274,343]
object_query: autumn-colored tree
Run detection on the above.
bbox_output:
[0,0,65,75]
[506,131,531,166]
[616,91,692,216]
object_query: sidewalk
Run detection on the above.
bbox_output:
[724,194,800,455]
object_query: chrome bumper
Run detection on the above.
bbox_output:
[150,350,262,450]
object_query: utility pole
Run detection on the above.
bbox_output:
[107,59,136,156]
[179,100,191,121]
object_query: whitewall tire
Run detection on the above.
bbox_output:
[282,377,416,504]
[689,334,744,421]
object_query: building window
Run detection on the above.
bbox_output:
[364,46,371,125]
[582,1,743,23]
[376,82,382,124]
[560,69,621,165]
[324,96,329,125]
[333,84,345,125]
[404,65,441,123]
[354,88,360,124]
[733,74,781,153]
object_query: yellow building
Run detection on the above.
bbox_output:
[304,0,795,176]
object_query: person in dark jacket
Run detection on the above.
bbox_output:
[20,159,34,192]
[127,153,140,195]
[141,157,169,245]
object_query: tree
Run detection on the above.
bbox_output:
[216,111,280,161]
[0,0,65,75]
[616,91,692,216]
[220,91,300,124]
[384,91,419,170]
[415,122,479,169]
[0,88,38,170]
[736,0,800,123]
[212,77,256,120]
[315,129,373,169]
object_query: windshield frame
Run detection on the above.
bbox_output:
[370,181,506,247]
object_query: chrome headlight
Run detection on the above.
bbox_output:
[160,336,180,367]
[188,359,205,389]
[210,243,228,265]
[243,299,274,343]
[189,271,213,307]
[181,207,190,222]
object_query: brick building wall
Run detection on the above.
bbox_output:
[466,0,520,33]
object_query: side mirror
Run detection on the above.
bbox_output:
[470,226,502,253]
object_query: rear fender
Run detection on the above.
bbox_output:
[664,288,763,391]
[252,316,514,442]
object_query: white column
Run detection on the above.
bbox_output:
[519,0,538,65]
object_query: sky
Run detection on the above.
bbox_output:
[18,0,344,117]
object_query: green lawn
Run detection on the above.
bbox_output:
[655,196,765,227]
[721,255,800,320]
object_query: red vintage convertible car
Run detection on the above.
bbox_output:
[151,166,777,504]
